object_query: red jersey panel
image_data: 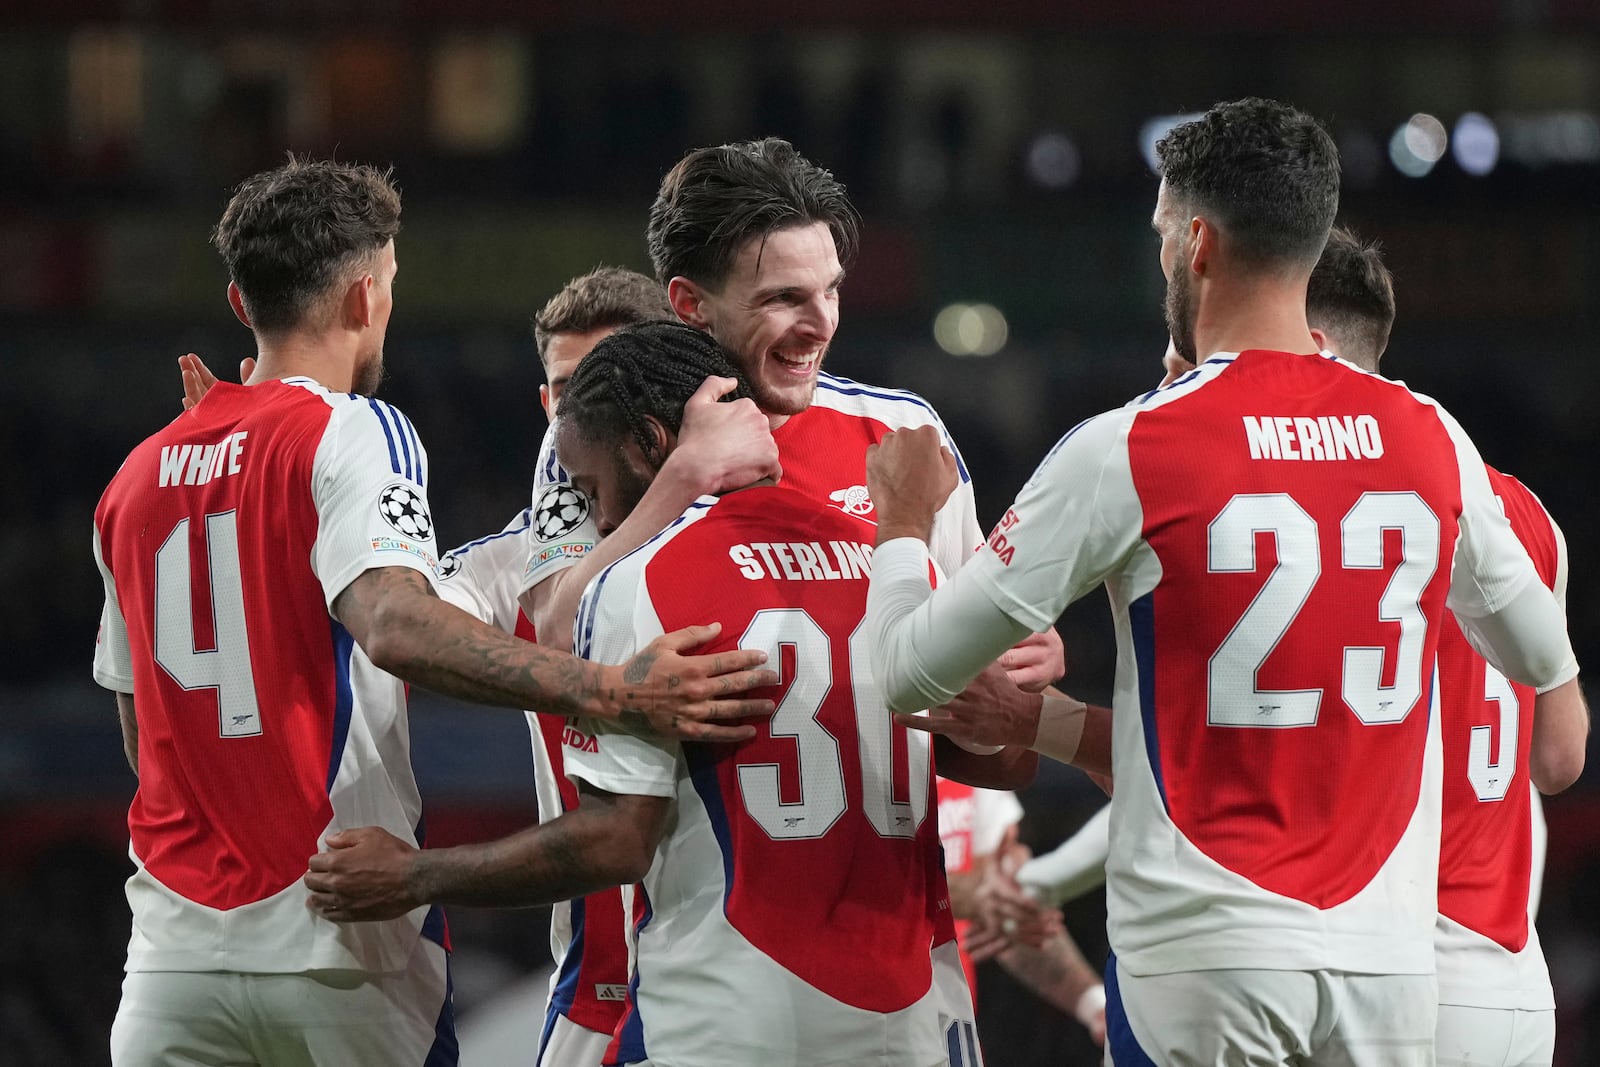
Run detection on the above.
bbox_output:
[1125,351,1461,908]
[1437,468,1560,952]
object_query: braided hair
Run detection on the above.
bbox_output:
[557,320,756,467]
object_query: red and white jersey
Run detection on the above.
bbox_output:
[434,516,632,1038]
[776,372,983,577]
[936,781,1023,989]
[521,372,985,604]
[1435,468,1566,1010]
[564,485,970,1067]
[961,351,1550,977]
[92,377,445,974]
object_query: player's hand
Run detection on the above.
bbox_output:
[603,622,779,743]
[866,426,958,544]
[180,352,257,410]
[304,827,423,923]
[973,827,1063,950]
[1158,338,1195,388]
[1000,627,1066,692]
[898,660,1042,751]
[670,375,781,494]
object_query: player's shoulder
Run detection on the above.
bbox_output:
[812,371,947,428]
[575,498,718,646]
[437,506,533,583]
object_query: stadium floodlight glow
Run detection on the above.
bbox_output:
[1404,113,1449,163]
[934,303,1009,358]
[1389,114,1446,178]
[1452,112,1500,176]
[1026,132,1081,189]
[1139,113,1206,172]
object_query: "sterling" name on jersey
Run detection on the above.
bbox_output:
[158,433,249,486]
[729,540,874,582]
[1243,415,1384,461]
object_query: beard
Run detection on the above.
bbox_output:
[1164,264,1198,366]
[353,350,386,396]
[612,446,655,522]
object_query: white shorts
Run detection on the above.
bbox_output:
[1436,1004,1554,1067]
[110,938,452,1067]
[1106,956,1435,1067]
[537,1011,613,1067]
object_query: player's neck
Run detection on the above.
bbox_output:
[248,331,360,393]
[1193,275,1319,363]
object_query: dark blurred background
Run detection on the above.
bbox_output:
[3,2,1598,1064]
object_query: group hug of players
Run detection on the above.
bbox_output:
[92,96,1587,1067]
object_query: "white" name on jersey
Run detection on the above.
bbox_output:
[159,432,249,487]
[728,540,874,582]
[1243,415,1383,461]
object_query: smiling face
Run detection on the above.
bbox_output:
[686,222,842,422]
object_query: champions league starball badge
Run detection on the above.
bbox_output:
[378,483,434,541]
[534,484,590,542]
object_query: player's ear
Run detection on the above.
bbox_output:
[345,273,376,329]
[1310,327,1330,352]
[1188,215,1214,276]
[227,282,253,328]
[539,383,554,421]
[667,277,709,329]
[641,415,675,470]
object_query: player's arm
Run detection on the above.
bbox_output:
[334,566,772,740]
[1528,515,1586,793]
[525,375,780,652]
[996,936,1107,1047]
[305,783,669,921]
[865,423,1126,774]
[1015,805,1110,908]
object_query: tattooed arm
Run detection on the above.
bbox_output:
[334,566,776,741]
[305,783,670,919]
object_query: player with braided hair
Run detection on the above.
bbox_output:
[306,321,1001,1067]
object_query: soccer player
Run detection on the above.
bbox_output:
[520,137,1065,699]
[1299,227,1587,1067]
[435,266,774,1067]
[859,98,1582,1066]
[92,159,776,1067]
[305,322,985,1067]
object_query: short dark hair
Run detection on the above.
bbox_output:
[532,267,673,366]
[1306,225,1396,372]
[647,137,860,289]
[559,321,754,467]
[1156,98,1340,269]
[212,156,401,335]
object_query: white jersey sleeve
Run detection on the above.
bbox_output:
[1016,805,1110,907]
[519,423,600,597]
[865,410,1141,713]
[91,523,134,693]
[435,509,532,634]
[562,550,677,799]
[930,435,985,578]
[309,397,440,609]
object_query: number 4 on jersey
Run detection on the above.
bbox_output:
[154,512,263,738]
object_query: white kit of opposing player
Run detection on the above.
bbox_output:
[436,497,629,1067]
[865,352,1579,1067]
[1433,469,1569,1067]
[565,484,978,1067]
[94,378,454,1066]
[1015,805,1110,909]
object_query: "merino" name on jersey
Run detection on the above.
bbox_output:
[1243,415,1384,461]
[158,432,249,486]
[729,540,874,582]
